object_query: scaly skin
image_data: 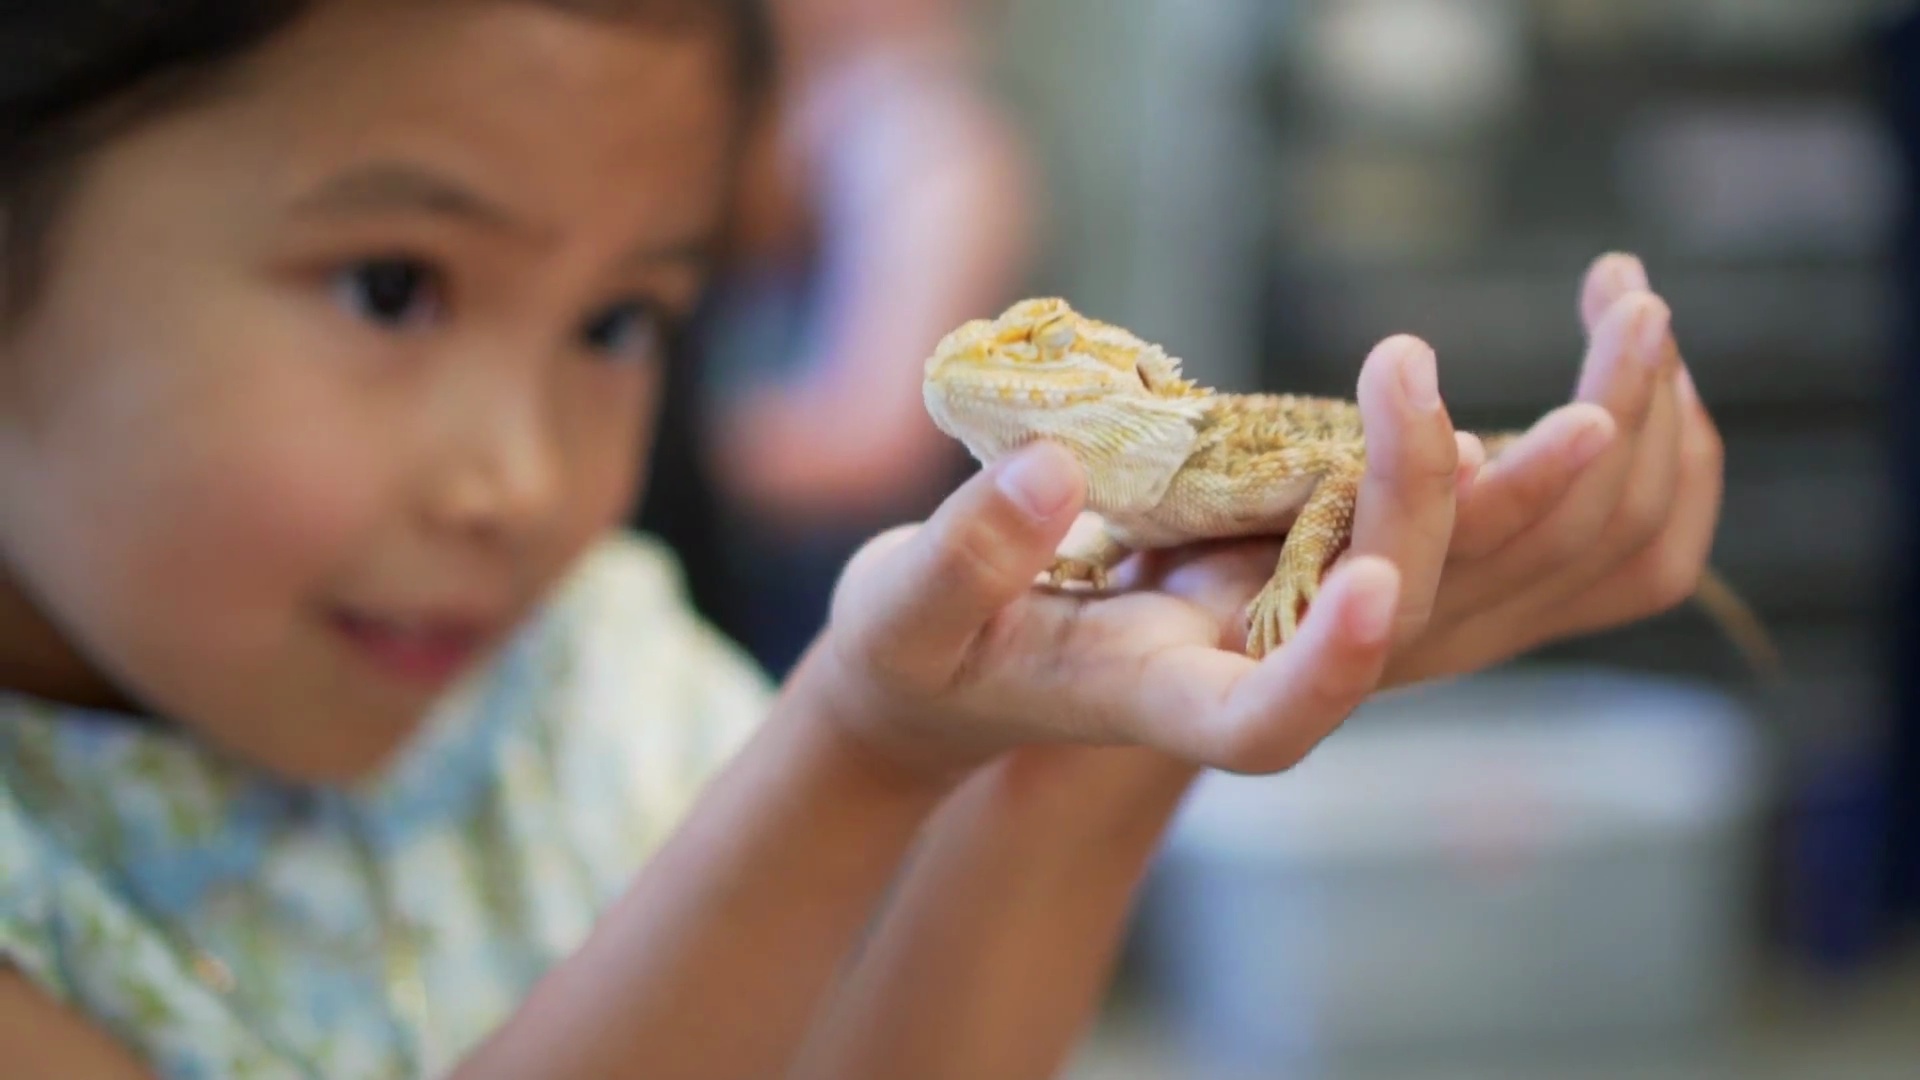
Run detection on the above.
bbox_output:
[922,297,1780,671]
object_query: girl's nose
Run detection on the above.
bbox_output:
[424,389,564,545]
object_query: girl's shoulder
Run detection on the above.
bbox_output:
[0,531,777,1077]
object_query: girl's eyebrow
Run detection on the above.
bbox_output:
[289,160,720,267]
[290,162,532,236]
[618,233,716,272]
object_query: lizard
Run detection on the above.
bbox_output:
[921,296,1781,674]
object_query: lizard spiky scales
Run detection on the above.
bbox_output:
[923,297,1780,672]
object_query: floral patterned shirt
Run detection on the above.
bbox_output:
[0,533,773,1078]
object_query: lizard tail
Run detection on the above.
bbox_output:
[1691,568,1783,680]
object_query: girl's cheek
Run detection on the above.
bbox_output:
[51,354,397,632]
[2,388,379,709]
[167,415,393,591]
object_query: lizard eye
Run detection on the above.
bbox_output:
[1035,318,1076,357]
[1135,361,1156,391]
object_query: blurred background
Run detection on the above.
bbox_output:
[636,0,1920,1074]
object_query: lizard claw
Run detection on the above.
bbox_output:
[1244,567,1318,660]
[1042,557,1111,591]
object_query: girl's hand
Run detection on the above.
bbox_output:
[1378,253,1726,685]
[803,333,1462,782]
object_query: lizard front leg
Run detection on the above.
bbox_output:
[1245,461,1362,659]
[1043,517,1132,591]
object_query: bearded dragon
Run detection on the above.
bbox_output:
[921,297,1779,673]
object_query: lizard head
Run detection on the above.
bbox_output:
[922,298,1211,513]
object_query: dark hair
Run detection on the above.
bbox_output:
[0,0,775,320]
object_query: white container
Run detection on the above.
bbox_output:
[1139,666,1768,1073]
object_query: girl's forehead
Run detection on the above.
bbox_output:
[248,1,742,135]
[214,0,744,231]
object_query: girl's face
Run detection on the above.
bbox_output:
[0,0,741,781]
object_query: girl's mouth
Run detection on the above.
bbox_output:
[328,608,494,688]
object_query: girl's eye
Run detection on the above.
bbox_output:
[333,258,443,329]
[582,299,665,362]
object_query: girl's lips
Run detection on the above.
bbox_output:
[329,608,493,687]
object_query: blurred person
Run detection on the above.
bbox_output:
[679,0,1037,675]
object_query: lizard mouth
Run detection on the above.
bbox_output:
[922,381,1067,466]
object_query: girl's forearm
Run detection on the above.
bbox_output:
[448,651,953,1080]
[788,745,1202,1080]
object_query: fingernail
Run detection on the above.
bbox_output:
[1348,560,1400,645]
[1635,298,1671,368]
[1398,342,1442,412]
[1608,253,1650,294]
[996,442,1079,521]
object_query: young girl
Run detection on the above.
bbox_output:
[0,1,1728,1077]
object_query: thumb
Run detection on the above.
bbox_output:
[835,440,1085,686]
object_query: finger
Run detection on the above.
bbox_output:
[1199,555,1401,773]
[1538,364,1726,639]
[1574,290,1672,431]
[1449,403,1614,561]
[1587,260,1688,547]
[1595,358,1684,559]
[838,523,921,581]
[1422,290,1667,632]
[1099,555,1398,770]
[1485,292,1670,582]
[1534,296,1687,601]
[1580,252,1651,334]
[1403,364,1727,684]
[1562,259,1670,548]
[832,440,1085,686]
[1347,335,1459,642]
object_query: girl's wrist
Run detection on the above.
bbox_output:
[985,744,1202,847]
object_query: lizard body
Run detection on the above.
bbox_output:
[922,297,1779,673]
